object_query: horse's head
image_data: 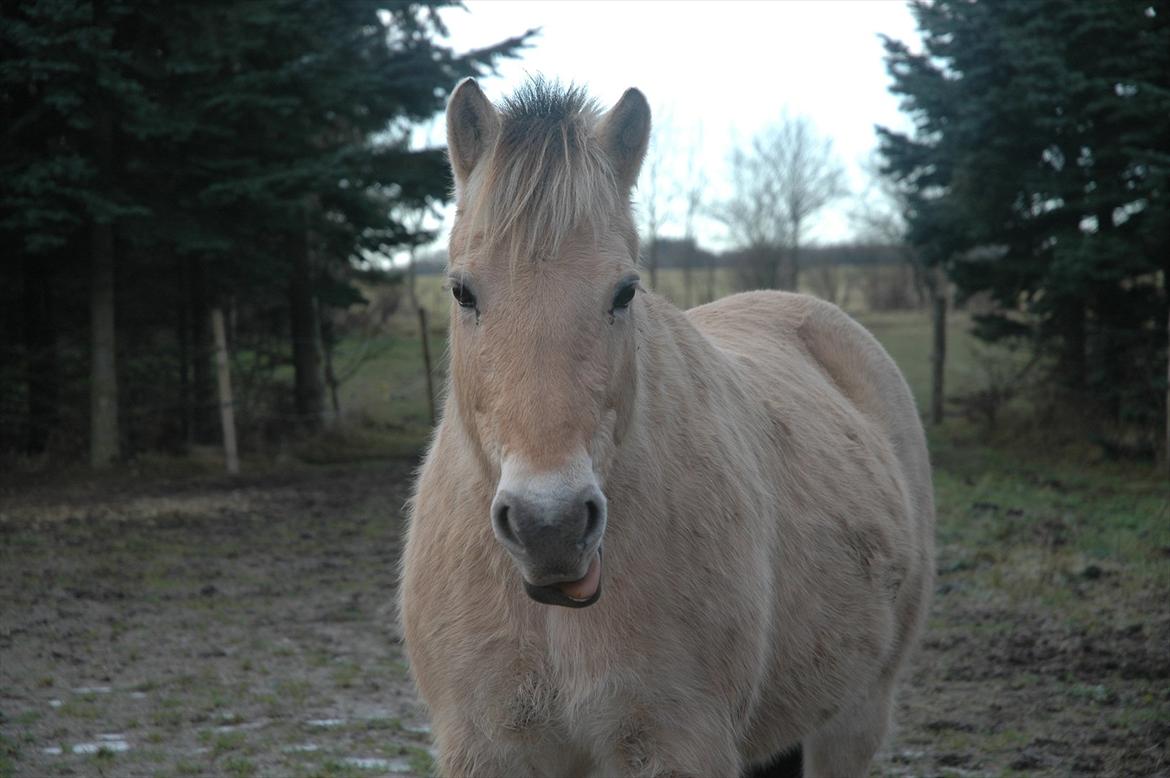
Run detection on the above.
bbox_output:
[443,78,650,608]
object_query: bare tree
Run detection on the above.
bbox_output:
[716,114,846,291]
[681,123,706,307]
[713,138,788,290]
[805,257,854,307]
[771,114,847,290]
[637,108,677,290]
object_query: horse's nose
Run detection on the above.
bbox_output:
[491,485,606,571]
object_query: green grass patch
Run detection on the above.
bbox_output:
[0,732,19,778]
[58,695,104,721]
[405,745,436,777]
[212,731,247,755]
[224,756,258,778]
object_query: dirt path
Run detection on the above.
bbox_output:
[1,461,1167,777]
[1,463,429,778]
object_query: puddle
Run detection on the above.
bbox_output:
[283,743,320,753]
[72,686,112,694]
[43,734,131,755]
[48,699,62,708]
[129,691,148,699]
[342,756,413,772]
[213,720,266,733]
[306,717,345,727]
[401,722,431,735]
[71,740,131,755]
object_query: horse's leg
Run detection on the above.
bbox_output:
[598,707,742,778]
[743,745,802,778]
[802,677,894,778]
[431,716,538,778]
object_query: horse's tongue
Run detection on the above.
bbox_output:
[557,550,601,601]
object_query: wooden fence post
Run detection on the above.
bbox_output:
[418,307,436,427]
[211,308,239,475]
[930,268,947,426]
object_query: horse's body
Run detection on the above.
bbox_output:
[400,79,934,778]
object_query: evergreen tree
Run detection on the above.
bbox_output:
[879,0,1170,443]
[0,0,531,459]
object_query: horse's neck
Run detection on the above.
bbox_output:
[623,292,731,461]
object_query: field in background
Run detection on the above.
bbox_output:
[365,267,979,437]
[2,275,1167,777]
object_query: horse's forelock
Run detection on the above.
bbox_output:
[464,79,626,264]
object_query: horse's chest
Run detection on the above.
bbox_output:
[491,635,632,757]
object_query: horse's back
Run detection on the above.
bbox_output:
[687,290,932,526]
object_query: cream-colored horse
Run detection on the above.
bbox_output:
[400,78,934,778]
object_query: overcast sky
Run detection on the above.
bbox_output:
[416,0,922,254]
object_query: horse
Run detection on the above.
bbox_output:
[399,77,935,778]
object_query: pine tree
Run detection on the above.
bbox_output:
[879,0,1170,444]
[1,0,531,458]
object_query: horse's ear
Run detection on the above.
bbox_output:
[596,88,651,191]
[446,78,500,196]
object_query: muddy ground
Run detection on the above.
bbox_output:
[1,459,1167,777]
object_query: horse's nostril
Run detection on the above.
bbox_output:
[493,502,518,546]
[584,499,602,542]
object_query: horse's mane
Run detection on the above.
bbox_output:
[469,78,623,263]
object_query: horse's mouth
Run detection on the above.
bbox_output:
[522,548,602,609]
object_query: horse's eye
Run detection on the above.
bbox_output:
[452,283,477,309]
[612,283,637,310]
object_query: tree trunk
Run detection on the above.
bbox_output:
[289,226,324,428]
[178,256,191,445]
[23,255,59,454]
[786,215,803,292]
[785,244,801,292]
[930,269,947,426]
[1061,302,1087,396]
[647,239,659,290]
[321,315,341,428]
[407,247,419,310]
[706,255,716,303]
[189,257,215,443]
[90,105,119,467]
[1165,303,1169,478]
[211,308,239,474]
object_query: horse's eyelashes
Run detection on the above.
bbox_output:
[452,283,477,309]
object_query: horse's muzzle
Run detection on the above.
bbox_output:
[491,482,606,607]
[522,547,603,608]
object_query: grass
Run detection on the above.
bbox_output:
[408,267,1002,412]
[0,732,18,778]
